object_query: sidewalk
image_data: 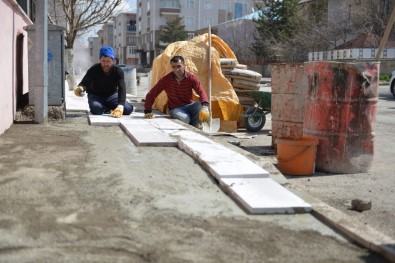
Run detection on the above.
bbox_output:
[0,77,393,262]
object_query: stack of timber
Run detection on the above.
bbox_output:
[220,58,262,107]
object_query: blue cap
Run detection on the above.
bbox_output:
[99,46,115,60]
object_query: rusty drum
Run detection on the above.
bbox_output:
[303,62,379,173]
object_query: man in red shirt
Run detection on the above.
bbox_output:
[144,55,210,127]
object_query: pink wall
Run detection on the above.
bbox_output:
[0,0,32,135]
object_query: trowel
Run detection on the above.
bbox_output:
[202,25,220,133]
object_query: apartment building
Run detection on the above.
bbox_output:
[100,23,114,48]
[88,36,100,64]
[136,0,261,67]
[113,12,139,65]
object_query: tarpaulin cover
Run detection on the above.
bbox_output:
[150,34,243,122]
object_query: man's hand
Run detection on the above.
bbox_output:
[73,86,85,97]
[144,113,155,119]
[111,105,124,118]
[199,105,210,122]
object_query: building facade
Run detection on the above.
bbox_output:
[136,0,261,67]
[113,12,138,65]
[0,0,32,135]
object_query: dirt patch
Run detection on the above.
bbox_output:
[0,117,387,262]
[14,105,65,122]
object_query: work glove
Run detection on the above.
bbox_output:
[73,86,86,97]
[144,113,155,119]
[111,105,124,118]
[199,105,210,122]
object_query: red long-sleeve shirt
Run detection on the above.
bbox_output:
[144,71,209,111]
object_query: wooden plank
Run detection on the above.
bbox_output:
[220,178,312,214]
[219,120,238,133]
[375,5,395,61]
[309,199,395,262]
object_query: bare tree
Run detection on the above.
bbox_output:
[48,0,124,89]
[355,0,394,46]
[216,20,258,64]
[295,0,394,57]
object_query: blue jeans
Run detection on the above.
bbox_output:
[170,101,202,127]
[88,93,133,115]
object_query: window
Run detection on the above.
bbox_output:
[234,2,247,19]
[221,2,230,10]
[203,17,212,26]
[185,17,194,26]
[161,0,181,8]
[127,36,136,45]
[186,0,194,8]
[17,0,35,21]
[204,0,212,9]
[128,47,137,55]
[128,19,136,31]
[187,33,195,39]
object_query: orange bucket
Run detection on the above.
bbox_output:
[276,137,319,176]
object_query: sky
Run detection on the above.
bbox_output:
[122,0,136,12]
[76,0,137,46]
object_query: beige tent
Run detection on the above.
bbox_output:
[149,34,243,123]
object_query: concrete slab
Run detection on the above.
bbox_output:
[146,118,188,131]
[65,91,89,112]
[119,112,177,123]
[220,178,312,214]
[83,111,310,215]
[171,130,270,179]
[120,122,177,147]
[88,114,121,126]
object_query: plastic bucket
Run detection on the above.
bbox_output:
[276,136,319,176]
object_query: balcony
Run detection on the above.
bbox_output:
[160,0,181,16]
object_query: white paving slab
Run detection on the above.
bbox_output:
[169,130,270,179]
[65,91,89,112]
[118,112,177,124]
[220,178,312,214]
[82,111,310,214]
[88,114,121,126]
[146,118,188,131]
[120,122,177,146]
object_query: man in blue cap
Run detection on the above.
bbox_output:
[74,46,133,117]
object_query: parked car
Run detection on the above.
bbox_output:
[390,70,395,98]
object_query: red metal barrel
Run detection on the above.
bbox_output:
[303,62,379,173]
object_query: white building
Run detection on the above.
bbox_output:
[113,12,139,65]
[137,0,262,67]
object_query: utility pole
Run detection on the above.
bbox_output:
[33,0,48,123]
[375,4,395,61]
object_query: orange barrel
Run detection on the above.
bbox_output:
[303,62,379,173]
[271,63,308,148]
